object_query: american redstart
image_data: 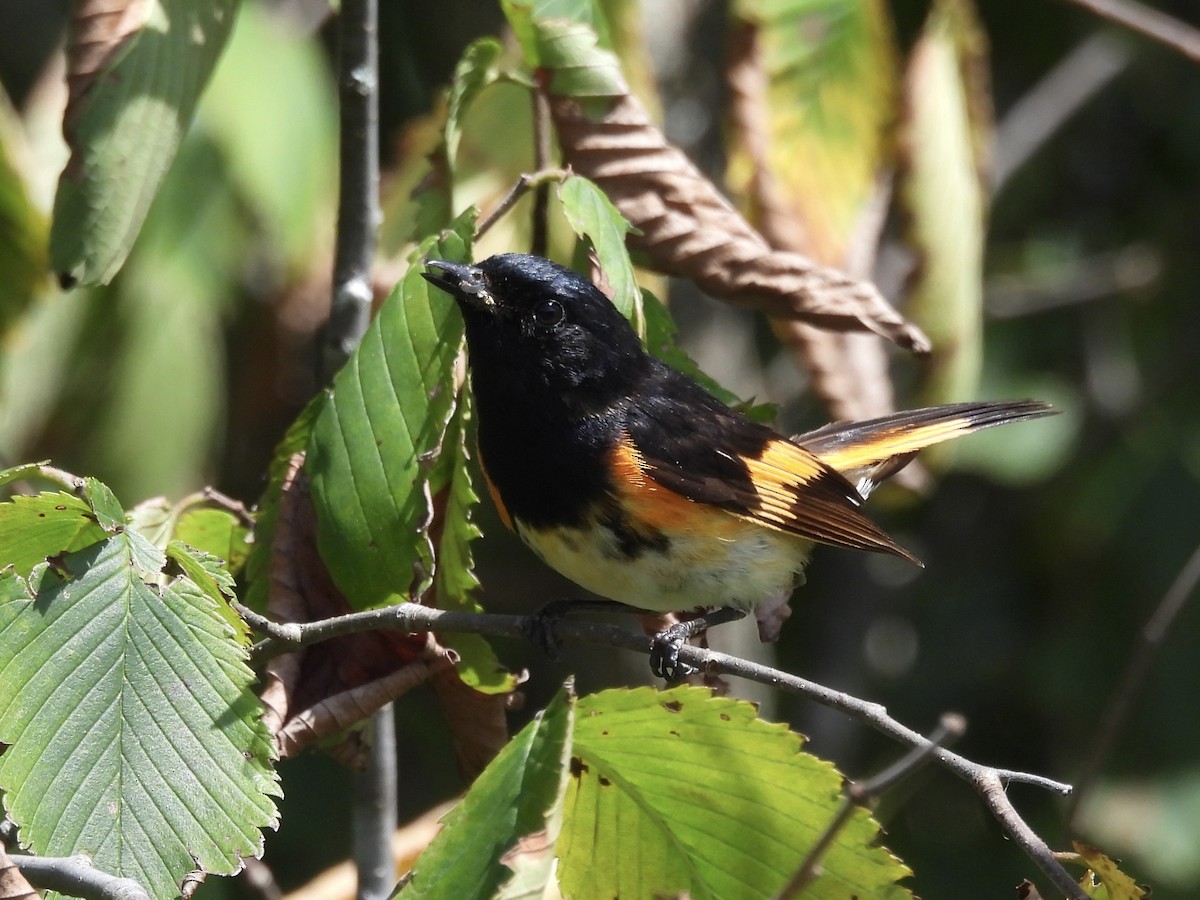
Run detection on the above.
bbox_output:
[423,254,1053,678]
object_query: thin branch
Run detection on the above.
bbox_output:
[992,31,1132,193]
[320,0,381,383]
[530,86,554,257]
[475,168,572,240]
[1061,0,1200,64]
[353,706,398,900]
[776,714,966,900]
[239,601,1079,888]
[1068,539,1200,830]
[11,854,150,900]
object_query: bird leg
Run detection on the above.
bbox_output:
[650,607,746,681]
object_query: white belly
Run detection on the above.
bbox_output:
[515,513,811,615]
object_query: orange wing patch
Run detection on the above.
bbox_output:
[741,439,919,563]
[609,437,728,534]
[741,440,832,530]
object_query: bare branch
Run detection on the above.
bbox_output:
[320,0,381,382]
[993,32,1133,193]
[353,706,398,900]
[776,714,966,899]
[474,168,572,240]
[10,854,149,900]
[1061,0,1200,64]
[1069,539,1200,830]
[238,600,1078,888]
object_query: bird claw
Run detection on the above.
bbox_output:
[649,624,699,682]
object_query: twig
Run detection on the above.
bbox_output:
[239,601,1079,890]
[11,854,150,900]
[1068,539,1200,830]
[530,85,554,257]
[320,0,381,383]
[353,705,398,900]
[474,168,571,239]
[322,2,392,894]
[992,31,1132,193]
[776,714,966,899]
[1061,0,1200,63]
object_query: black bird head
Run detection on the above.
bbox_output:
[423,253,651,416]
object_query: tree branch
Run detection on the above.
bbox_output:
[992,31,1132,194]
[239,600,1080,892]
[475,168,572,240]
[11,854,150,900]
[320,0,381,383]
[777,713,966,900]
[1061,0,1200,63]
[1068,538,1200,830]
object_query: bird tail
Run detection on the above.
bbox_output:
[794,400,1056,498]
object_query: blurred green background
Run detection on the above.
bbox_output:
[2,0,1199,896]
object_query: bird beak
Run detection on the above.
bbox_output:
[422,259,495,309]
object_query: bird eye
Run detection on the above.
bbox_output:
[532,299,564,327]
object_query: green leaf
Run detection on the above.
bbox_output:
[198,0,337,268]
[445,39,504,171]
[0,87,49,332]
[167,541,249,644]
[306,215,475,609]
[0,531,278,896]
[727,0,898,265]
[642,290,777,423]
[400,686,574,899]
[899,0,991,406]
[82,476,124,531]
[558,686,912,899]
[558,175,643,333]
[503,0,615,66]
[401,686,910,899]
[430,392,516,694]
[175,507,251,574]
[0,492,105,577]
[502,6,625,98]
[50,0,240,286]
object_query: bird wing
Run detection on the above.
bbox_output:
[793,399,1055,497]
[622,371,917,562]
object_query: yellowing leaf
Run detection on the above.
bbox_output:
[898,0,993,406]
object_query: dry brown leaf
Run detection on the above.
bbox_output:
[547,89,930,353]
[0,848,37,900]
[62,0,148,139]
[262,453,436,758]
[428,664,519,779]
[276,638,459,759]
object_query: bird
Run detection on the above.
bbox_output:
[422,253,1054,679]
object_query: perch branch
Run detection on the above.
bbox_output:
[11,854,150,900]
[1061,0,1200,63]
[777,713,966,899]
[238,601,1080,892]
